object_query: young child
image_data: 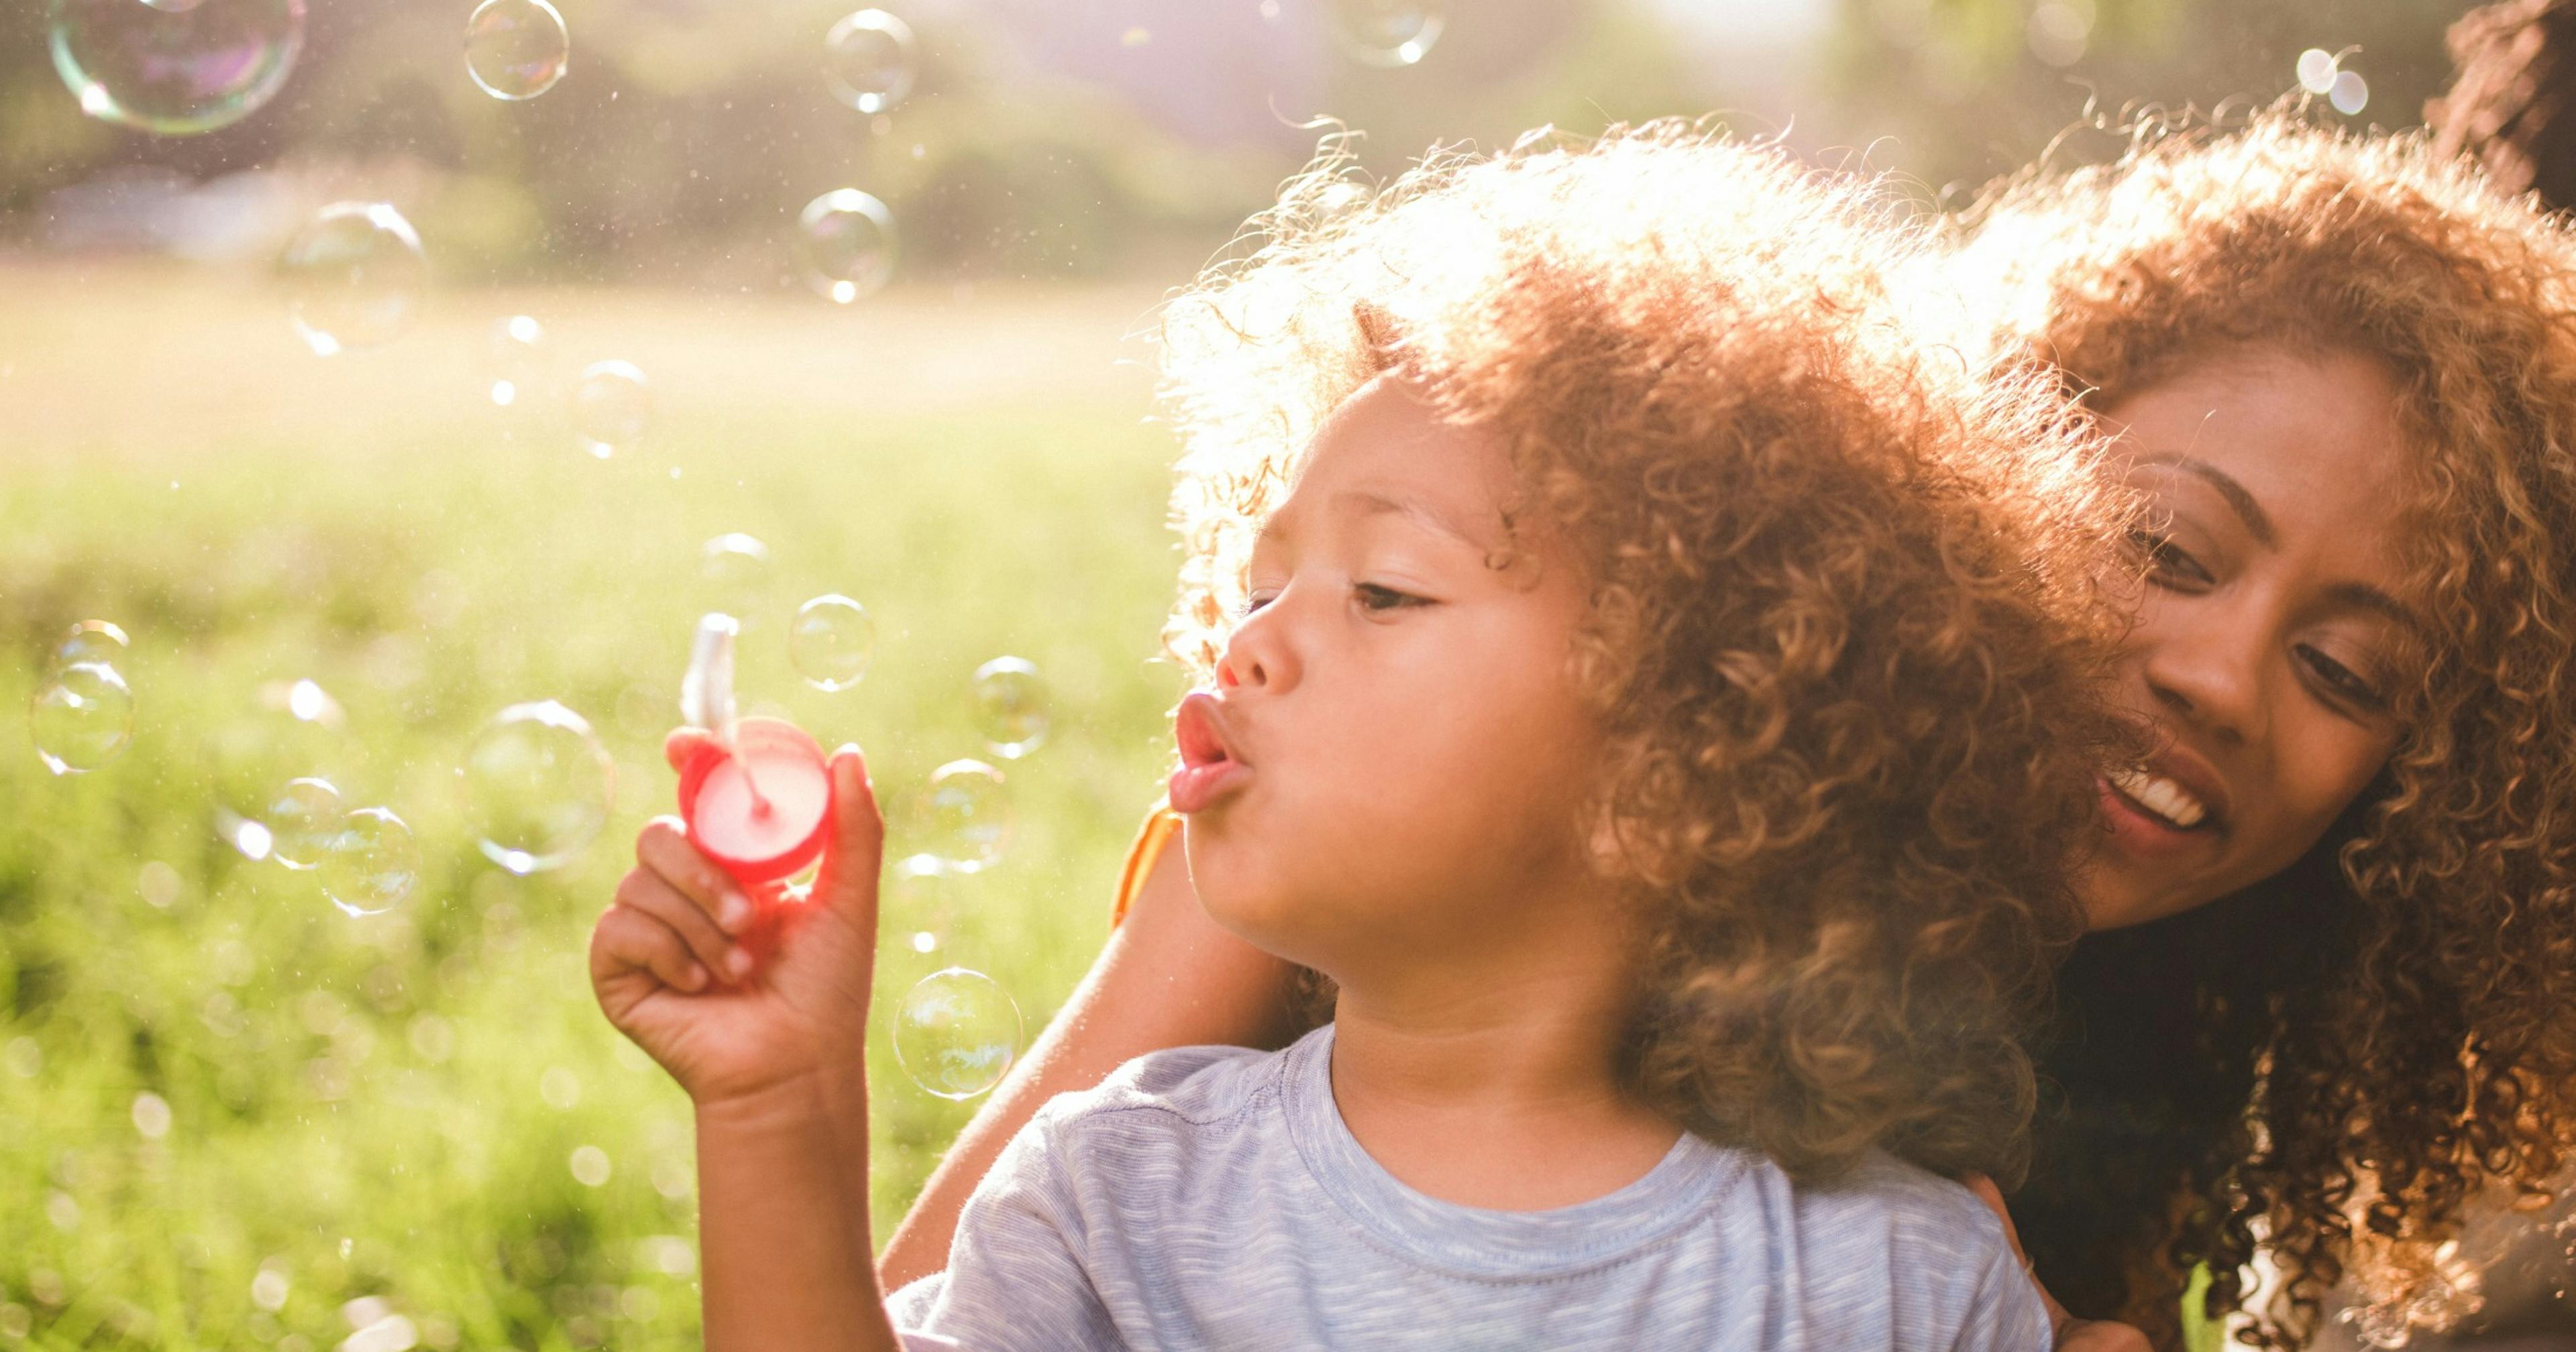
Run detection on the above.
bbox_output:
[588,123,2135,1350]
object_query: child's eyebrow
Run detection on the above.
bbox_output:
[1256,489,1489,554]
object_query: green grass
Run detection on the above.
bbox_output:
[0,270,1188,1349]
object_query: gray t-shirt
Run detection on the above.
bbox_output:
[889,1024,2049,1351]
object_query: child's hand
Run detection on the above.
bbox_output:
[1965,1175,2153,1352]
[588,730,885,1113]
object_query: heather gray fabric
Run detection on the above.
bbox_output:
[889,1024,2050,1351]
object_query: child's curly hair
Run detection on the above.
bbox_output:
[1951,110,2576,1349]
[1152,121,2139,1185]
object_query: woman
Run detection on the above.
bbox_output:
[881,115,2576,1351]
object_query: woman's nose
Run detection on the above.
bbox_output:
[2137,610,2266,747]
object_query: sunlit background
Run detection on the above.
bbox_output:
[0,1,2487,1349]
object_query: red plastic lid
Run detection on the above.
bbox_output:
[677,717,835,887]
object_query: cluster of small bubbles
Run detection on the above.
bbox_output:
[461,700,613,875]
[318,806,420,916]
[971,657,1049,758]
[572,359,651,457]
[463,0,569,101]
[31,661,135,775]
[892,967,1021,1100]
[794,190,898,304]
[280,203,429,357]
[822,9,916,115]
[2296,48,2369,115]
[1326,0,1443,67]
[48,0,305,135]
[916,759,1011,873]
[489,314,545,407]
[790,594,876,690]
[265,775,343,869]
[698,534,773,620]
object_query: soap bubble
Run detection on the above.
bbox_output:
[205,679,352,858]
[822,9,916,115]
[917,759,1010,873]
[48,0,305,135]
[463,0,568,101]
[892,968,1020,1100]
[698,534,773,622]
[572,360,649,458]
[489,315,544,407]
[318,807,419,917]
[30,661,133,776]
[970,657,1049,759]
[280,203,428,357]
[2330,68,2369,116]
[265,776,342,870]
[1327,0,1442,66]
[45,620,129,675]
[794,190,898,304]
[2296,48,2337,95]
[462,701,613,875]
[790,594,876,691]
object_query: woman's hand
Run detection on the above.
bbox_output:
[589,729,885,1113]
[1966,1175,2155,1352]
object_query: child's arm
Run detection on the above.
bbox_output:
[588,734,902,1352]
[877,828,1306,1291]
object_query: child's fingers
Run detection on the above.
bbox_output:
[663,726,714,773]
[811,745,885,923]
[590,901,711,995]
[614,866,752,984]
[635,815,759,936]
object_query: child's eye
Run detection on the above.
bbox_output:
[1355,583,1428,613]
[1237,592,1277,618]
[2130,530,2213,590]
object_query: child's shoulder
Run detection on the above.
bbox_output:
[1784,1148,2015,1253]
[1031,1035,1299,1142]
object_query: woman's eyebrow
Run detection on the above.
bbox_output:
[2137,453,2277,548]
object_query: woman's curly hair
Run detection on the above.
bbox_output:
[1151,121,2140,1184]
[1949,110,2576,1349]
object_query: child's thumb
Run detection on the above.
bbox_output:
[663,726,714,773]
[812,745,885,922]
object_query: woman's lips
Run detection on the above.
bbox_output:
[2096,772,2217,860]
[1171,691,1253,815]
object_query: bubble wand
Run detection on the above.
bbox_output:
[676,612,836,891]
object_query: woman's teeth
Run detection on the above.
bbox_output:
[2108,767,2208,829]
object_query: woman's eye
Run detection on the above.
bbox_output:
[2296,644,2389,712]
[1355,583,1427,613]
[2131,530,2213,589]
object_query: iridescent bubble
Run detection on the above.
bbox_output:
[205,679,351,858]
[790,594,875,691]
[30,661,133,776]
[2330,68,2369,116]
[48,0,305,136]
[264,775,341,870]
[2296,48,2337,96]
[917,758,1010,873]
[1327,0,1442,67]
[463,0,568,101]
[318,807,419,917]
[794,190,898,304]
[970,657,1049,759]
[45,620,129,675]
[489,314,544,408]
[892,967,1021,1100]
[572,360,650,458]
[822,9,916,115]
[280,203,428,357]
[699,534,773,622]
[462,700,613,875]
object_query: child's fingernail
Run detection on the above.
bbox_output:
[726,949,755,979]
[719,893,753,933]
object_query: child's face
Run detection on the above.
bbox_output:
[1174,376,1606,980]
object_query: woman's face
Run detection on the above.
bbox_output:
[2078,347,2418,929]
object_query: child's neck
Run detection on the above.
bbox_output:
[1324,923,1682,1213]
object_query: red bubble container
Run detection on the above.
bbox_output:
[676,717,835,889]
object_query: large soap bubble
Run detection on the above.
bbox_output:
[790,594,875,691]
[572,360,650,458]
[892,968,1021,1100]
[319,807,419,917]
[915,759,1010,874]
[822,9,916,115]
[30,661,134,776]
[45,620,129,675]
[280,203,429,357]
[794,190,898,304]
[463,0,568,101]
[48,0,305,135]
[1327,0,1443,67]
[462,701,613,875]
[969,657,1048,759]
[264,775,343,870]
[204,677,352,860]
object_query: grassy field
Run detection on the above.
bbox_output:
[0,260,1190,1349]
